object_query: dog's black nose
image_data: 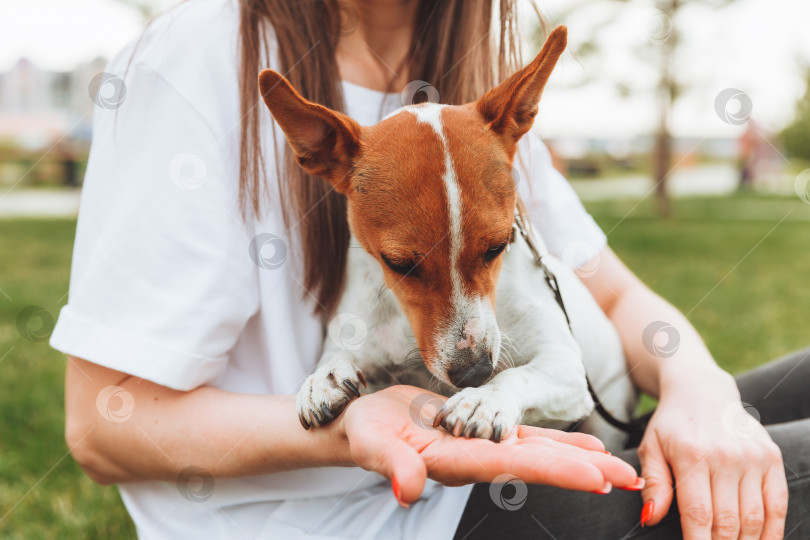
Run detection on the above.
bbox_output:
[448,350,493,388]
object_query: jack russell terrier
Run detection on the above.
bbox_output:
[259,26,636,449]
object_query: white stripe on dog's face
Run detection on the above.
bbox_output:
[405,105,501,385]
[405,106,462,301]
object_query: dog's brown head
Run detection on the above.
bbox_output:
[259,27,567,387]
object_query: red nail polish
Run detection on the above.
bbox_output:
[620,477,645,491]
[603,450,611,455]
[640,500,654,527]
[392,476,409,508]
[590,481,612,494]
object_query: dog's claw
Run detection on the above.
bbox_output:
[463,424,477,439]
[356,370,368,388]
[433,406,449,429]
[320,403,334,422]
[491,425,502,443]
[343,380,361,397]
[452,418,464,437]
[299,413,311,430]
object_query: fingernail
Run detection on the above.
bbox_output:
[590,481,612,494]
[619,477,645,491]
[640,500,654,527]
[392,476,409,508]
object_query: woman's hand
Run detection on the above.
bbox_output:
[335,385,642,506]
[639,366,788,539]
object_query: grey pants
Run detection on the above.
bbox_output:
[454,348,810,539]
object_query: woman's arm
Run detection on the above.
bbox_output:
[65,356,641,504]
[579,247,787,539]
[578,247,732,397]
[65,356,350,484]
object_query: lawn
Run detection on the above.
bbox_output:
[586,193,810,374]
[0,193,808,538]
[0,219,135,539]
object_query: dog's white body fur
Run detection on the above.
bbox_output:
[299,224,637,450]
[296,104,637,450]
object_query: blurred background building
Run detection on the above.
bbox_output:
[0,57,104,146]
[0,0,809,214]
[0,57,105,193]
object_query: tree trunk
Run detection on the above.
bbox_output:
[651,0,678,218]
[653,100,672,217]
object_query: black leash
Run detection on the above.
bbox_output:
[511,212,646,436]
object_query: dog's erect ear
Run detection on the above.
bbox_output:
[476,25,567,157]
[258,70,361,193]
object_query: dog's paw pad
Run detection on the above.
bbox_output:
[434,388,520,442]
[296,363,366,430]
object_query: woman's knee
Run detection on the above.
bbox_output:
[735,347,810,425]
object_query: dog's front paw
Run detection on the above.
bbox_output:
[433,388,521,442]
[296,362,367,430]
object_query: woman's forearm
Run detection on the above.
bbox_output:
[605,284,736,399]
[65,356,351,484]
[580,247,735,400]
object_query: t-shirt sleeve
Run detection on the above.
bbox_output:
[50,61,260,391]
[515,132,607,270]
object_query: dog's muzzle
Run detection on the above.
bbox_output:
[448,349,493,387]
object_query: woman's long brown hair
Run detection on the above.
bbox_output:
[238,0,525,317]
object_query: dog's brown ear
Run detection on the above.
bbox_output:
[476,25,567,157]
[258,70,361,193]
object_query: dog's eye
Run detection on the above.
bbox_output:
[483,242,507,263]
[381,253,418,277]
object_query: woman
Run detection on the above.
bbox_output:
[53,0,809,538]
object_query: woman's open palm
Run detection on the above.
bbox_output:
[337,385,641,505]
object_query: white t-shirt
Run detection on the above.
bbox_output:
[50,0,608,538]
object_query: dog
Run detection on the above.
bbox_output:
[259,26,635,448]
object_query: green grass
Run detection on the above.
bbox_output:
[586,193,810,374]
[1,193,809,537]
[0,219,136,539]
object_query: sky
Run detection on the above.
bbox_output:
[2,0,808,139]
